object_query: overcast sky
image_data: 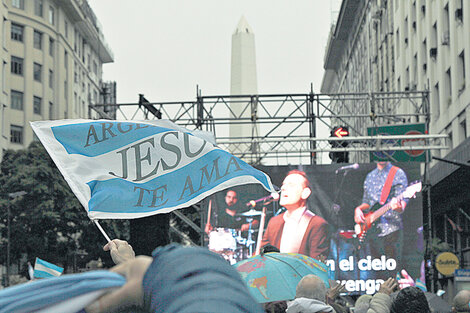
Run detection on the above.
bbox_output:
[88,0,341,104]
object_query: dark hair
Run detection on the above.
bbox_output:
[261,244,280,254]
[263,300,287,313]
[391,286,431,313]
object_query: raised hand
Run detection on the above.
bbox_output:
[398,269,415,289]
[85,256,152,313]
[377,277,399,295]
[326,282,346,302]
[103,239,136,265]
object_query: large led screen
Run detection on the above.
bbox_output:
[203,162,424,295]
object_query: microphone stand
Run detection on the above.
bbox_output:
[255,205,267,255]
[246,217,255,257]
[332,169,351,228]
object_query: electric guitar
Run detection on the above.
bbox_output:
[354,181,422,242]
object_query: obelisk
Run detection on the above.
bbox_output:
[230,16,259,160]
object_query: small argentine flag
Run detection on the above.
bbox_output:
[34,258,64,279]
[415,278,427,292]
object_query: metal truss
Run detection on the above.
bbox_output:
[90,89,446,244]
[91,89,445,165]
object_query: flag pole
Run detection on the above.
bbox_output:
[206,199,212,225]
[93,219,112,242]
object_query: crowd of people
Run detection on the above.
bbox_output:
[265,274,470,313]
[83,238,470,313]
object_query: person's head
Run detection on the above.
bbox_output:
[376,161,390,169]
[453,289,470,312]
[295,274,327,302]
[354,294,372,313]
[280,170,311,211]
[260,244,280,254]
[263,300,287,313]
[391,286,431,313]
[225,190,238,207]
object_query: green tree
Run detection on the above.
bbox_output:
[0,142,129,273]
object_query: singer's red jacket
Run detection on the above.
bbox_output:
[261,211,329,260]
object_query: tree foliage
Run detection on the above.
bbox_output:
[0,142,129,272]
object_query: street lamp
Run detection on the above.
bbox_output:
[6,191,26,287]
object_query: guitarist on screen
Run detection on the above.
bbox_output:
[354,161,408,275]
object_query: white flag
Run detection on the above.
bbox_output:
[31,119,274,219]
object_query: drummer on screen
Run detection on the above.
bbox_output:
[205,189,259,233]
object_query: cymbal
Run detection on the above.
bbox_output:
[238,209,262,217]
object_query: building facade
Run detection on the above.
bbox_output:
[0,0,113,159]
[321,0,469,298]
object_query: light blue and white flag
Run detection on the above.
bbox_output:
[0,270,125,313]
[31,119,275,219]
[33,257,64,278]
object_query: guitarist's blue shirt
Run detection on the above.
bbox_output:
[362,163,408,237]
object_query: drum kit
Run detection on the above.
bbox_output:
[208,209,262,264]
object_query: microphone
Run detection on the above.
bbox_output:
[246,192,280,207]
[335,163,359,174]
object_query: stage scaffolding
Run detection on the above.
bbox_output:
[90,89,447,246]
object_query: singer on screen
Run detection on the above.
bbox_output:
[260,170,330,260]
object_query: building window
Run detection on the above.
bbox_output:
[460,119,467,139]
[82,38,85,62]
[49,69,53,88]
[33,96,42,114]
[48,6,55,25]
[2,61,6,93]
[64,51,68,69]
[458,50,466,94]
[65,20,68,38]
[93,61,97,75]
[64,81,68,99]
[34,0,43,17]
[446,68,452,105]
[49,38,54,56]
[33,63,42,82]
[404,17,409,46]
[11,23,24,42]
[396,29,400,58]
[11,56,23,75]
[12,0,24,9]
[74,29,78,52]
[2,17,5,49]
[49,102,53,119]
[10,90,23,110]
[434,83,440,119]
[10,125,23,144]
[34,30,42,49]
[74,92,78,114]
